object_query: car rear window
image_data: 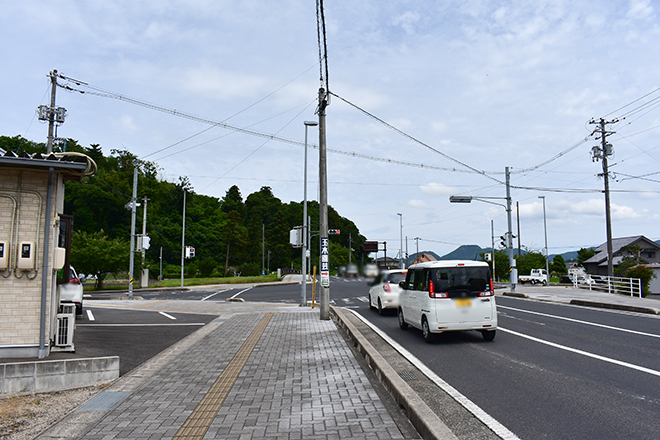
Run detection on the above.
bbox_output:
[429,266,491,297]
[384,273,406,284]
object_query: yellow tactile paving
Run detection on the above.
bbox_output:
[172,312,274,440]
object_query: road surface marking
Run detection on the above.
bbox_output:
[349,309,520,440]
[159,311,177,320]
[86,310,95,321]
[498,305,660,338]
[173,312,273,440]
[76,323,205,327]
[201,289,230,301]
[500,327,660,378]
[229,286,253,299]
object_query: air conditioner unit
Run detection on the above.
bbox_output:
[54,304,75,350]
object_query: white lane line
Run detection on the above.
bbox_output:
[86,309,95,321]
[201,289,230,301]
[499,327,660,378]
[356,296,369,303]
[498,305,660,339]
[349,309,520,440]
[159,311,177,320]
[230,286,253,299]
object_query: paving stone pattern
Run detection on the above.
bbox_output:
[80,311,404,439]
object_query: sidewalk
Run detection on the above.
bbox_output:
[500,283,660,315]
[37,304,416,440]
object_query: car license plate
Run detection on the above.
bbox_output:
[455,298,472,307]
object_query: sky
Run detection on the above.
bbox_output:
[2,0,660,260]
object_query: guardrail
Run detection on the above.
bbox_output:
[575,275,642,298]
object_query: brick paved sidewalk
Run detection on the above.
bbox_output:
[48,311,406,440]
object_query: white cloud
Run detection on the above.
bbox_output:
[420,182,455,197]
[407,199,431,209]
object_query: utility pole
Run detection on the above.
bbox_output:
[414,237,420,260]
[506,167,516,292]
[348,233,352,265]
[397,213,403,269]
[262,224,265,275]
[128,167,138,299]
[181,190,186,287]
[516,201,521,257]
[46,70,58,154]
[318,87,330,320]
[491,220,496,282]
[590,118,617,277]
[141,196,149,287]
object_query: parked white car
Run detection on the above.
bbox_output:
[398,260,497,342]
[58,266,85,315]
[368,269,407,314]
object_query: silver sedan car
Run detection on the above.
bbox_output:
[368,269,407,315]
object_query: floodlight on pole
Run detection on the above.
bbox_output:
[301,120,318,307]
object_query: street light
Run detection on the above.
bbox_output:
[539,196,549,283]
[449,167,516,292]
[397,213,403,268]
[301,120,318,306]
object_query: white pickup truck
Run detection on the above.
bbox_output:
[518,268,548,285]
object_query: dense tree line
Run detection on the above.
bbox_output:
[1,135,367,280]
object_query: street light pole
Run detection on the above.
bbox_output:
[397,213,403,268]
[449,166,516,291]
[301,120,318,307]
[539,196,549,282]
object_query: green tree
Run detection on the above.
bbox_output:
[70,230,129,290]
[625,265,655,297]
[515,250,546,277]
[577,248,595,265]
[550,255,568,275]
[480,249,510,282]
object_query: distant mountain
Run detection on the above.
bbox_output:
[438,245,486,261]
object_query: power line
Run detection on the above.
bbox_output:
[329,91,503,184]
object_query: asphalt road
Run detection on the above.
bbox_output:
[229,277,660,440]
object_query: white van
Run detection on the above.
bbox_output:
[397,260,497,342]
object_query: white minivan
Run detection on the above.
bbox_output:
[397,260,497,342]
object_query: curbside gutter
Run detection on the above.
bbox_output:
[331,306,458,440]
[569,299,660,315]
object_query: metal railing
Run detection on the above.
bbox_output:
[574,275,642,298]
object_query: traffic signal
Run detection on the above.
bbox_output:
[328,229,340,235]
[142,235,151,250]
[500,235,507,248]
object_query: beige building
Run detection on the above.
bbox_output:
[0,150,91,358]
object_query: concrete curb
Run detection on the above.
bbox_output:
[331,306,458,440]
[569,299,660,315]
[501,292,529,299]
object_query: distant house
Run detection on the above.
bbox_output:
[373,256,400,270]
[410,252,437,265]
[583,235,660,276]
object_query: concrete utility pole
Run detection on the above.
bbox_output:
[181,190,186,287]
[128,167,138,299]
[539,196,549,281]
[516,201,521,257]
[301,120,318,306]
[590,118,617,277]
[141,197,149,288]
[506,167,516,292]
[491,220,496,282]
[318,88,330,320]
[397,213,403,269]
[46,70,58,154]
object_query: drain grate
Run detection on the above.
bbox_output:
[77,391,131,411]
[397,371,417,381]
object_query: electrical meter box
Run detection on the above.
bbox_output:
[53,247,66,270]
[0,241,7,269]
[17,241,35,270]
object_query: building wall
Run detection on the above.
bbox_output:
[0,168,63,358]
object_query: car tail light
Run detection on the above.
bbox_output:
[429,280,448,299]
[69,278,80,284]
[383,283,390,292]
[478,278,494,297]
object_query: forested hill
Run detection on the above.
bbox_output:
[1,135,367,277]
